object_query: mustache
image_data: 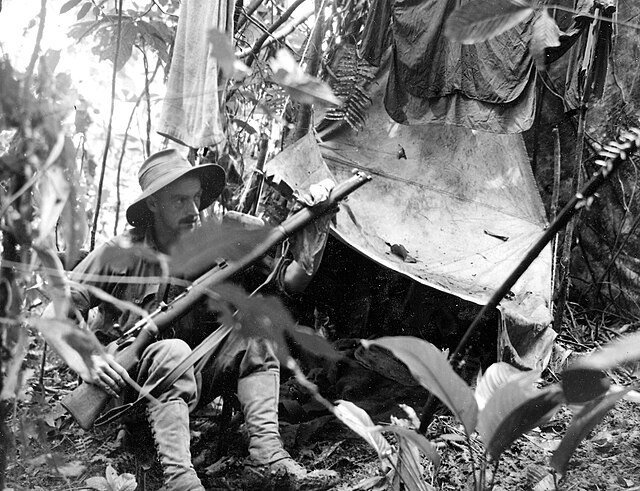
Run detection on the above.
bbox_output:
[179,216,199,225]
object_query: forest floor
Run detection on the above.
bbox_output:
[5,308,640,491]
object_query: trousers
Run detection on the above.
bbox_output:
[130,330,280,411]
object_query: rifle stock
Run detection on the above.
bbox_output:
[62,170,371,429]
[62,326,157,430]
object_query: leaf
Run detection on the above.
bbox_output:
[37,164,70,241]
[477,371,564,460]
[77,2,92,20]
[270,49,341,107]
[60,0,83,14]
[475,361,524,410]
[105,464,137,491]
[362,336,478,435]
[57,460,86,477]
[92,21,136,72]
[85,476,110,491]
[204,284,292,360]
[231,118,257,135]
[391,430,433,491]
[333,400,392,461]
[31,317,104,381]
[381,424,440,468]
[169,219,271,278]
[550,387,630,475]
[208,28,250,79]
[530,9,561,70]
[283,325,342,361]
[388,243,417,263]
[444,0,535,44]
[59,136,88,268]
[573,330,640,370]
[95,240,165,274]
[561,367,610,404]
[34,245,71,317]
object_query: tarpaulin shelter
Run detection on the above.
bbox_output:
[265,73,556,370]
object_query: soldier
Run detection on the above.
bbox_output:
[48,149,336,490]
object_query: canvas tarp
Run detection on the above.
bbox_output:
[265,82,556,370]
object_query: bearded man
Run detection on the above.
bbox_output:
[48,149,336,490]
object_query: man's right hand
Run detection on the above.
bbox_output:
[87,353,128,398]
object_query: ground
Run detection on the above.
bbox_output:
[5,315,640,491]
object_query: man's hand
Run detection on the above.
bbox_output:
[87,353,128,398]
[285,179,337,293]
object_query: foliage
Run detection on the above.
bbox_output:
[331,332,640,490]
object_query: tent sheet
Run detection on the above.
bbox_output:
[265,86,556,369]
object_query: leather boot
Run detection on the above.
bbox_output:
[146,399,205,491]
[238,370,338,490]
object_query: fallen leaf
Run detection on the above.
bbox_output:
[270,49,341,107]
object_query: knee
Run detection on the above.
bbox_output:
[143,339,191,366]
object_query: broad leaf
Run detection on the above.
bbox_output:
[94,241,165,274]
[77,2,92,20]
[390,429,434,491]
[59,136,88,269]
[37,164,70,241]
[333,400,392,461]
[561,367,610,404]
[550,387,630,475]
[530,9,561,70]
[34,245,71,317]
[270,49,341,107]
[362,336,478,435]
[477,371,564,460]
[444,0,534,44]
[57,460,86,477]
[85,476,109,491]
[208,28,250,79]
[283,325,342,361]
[231,118,258,135]
[31,317,104,381]
[573,330,640,370]
[60,0,82,14]
[381,424,440,469]
[205,284,294,361]
[169,219,271,278]
[105,464,137,491]
[475,361,524,410]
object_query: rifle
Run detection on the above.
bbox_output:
[61,170,372,429]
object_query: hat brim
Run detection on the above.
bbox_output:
[126,164,226,227]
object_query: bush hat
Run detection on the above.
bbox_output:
[126,149,226,227]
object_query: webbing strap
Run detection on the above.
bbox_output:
[94,323,234,426]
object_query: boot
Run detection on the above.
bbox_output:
[237,370,338,490]
[146,399,205,491]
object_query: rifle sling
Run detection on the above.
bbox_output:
[94,323,234,427]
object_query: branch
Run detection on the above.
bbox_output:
[236,11,312,58]
[91,0,123,250]
[245,0,307,68]
[22,0,47,106]
[236,0,265,31]
[114,58,161,236]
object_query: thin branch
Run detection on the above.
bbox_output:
[151,0,178,18]
[114,58,161,235]
[90,0,124,250]
[245,0,307,67]
[236,0,265,30]
[22,0,47,104]
[236,11,312,57]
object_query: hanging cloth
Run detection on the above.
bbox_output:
[157,0,235,148]
[360,0,596,133]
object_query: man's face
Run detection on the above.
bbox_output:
[147,175,203,237]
